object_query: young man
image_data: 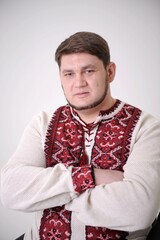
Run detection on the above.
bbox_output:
[1,32,160,240]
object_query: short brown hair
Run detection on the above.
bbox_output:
[55,31,110,67]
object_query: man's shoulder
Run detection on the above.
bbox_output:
[36,104,69,124]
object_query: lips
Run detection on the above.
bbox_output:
[74,92,89,98]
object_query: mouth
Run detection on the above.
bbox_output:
[74,92,89,98]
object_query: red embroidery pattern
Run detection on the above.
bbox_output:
[40,106,95,239]
[91,104,141,170]
[39,206,71,240]
[72,165,95,195]
[86,226,128,239]
[45,106,85,168]
[40,101,141,239]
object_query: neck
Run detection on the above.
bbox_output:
[74,97,116,124]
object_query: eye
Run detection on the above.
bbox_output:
[64,72,74,77]
[84,69,95,75]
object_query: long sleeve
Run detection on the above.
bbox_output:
[1,110,96,213]
[66,112,160,232]
[1,111,77,212]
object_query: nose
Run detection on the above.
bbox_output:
[75,73,87,88]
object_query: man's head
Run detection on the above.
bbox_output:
[55,31,110,68]
[55,32,116,119]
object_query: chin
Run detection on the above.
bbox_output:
[68,102,98,111]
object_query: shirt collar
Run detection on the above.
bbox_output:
[70,99,124,127]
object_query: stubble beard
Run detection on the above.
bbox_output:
[65,82,109,111]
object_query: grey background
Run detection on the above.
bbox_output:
[0,0,160,239]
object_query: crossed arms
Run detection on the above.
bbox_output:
[1,111,160,232]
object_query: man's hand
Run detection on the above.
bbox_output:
[93,168,124,185]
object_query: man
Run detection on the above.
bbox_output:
[1,32,160,240]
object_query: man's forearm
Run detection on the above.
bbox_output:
[93,168,124,185]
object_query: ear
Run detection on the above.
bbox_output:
[106,62,116,83]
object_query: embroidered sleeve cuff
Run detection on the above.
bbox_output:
[72,165,95,195]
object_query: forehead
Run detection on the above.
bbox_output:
[60,53,103,70]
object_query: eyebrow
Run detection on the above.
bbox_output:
[81,64,97,70]
[61,64,97,74]
[61,69,73,74]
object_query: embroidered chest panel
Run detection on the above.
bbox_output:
[45,103,141,170]
[40,102,141,240]
[45,106,87,168]
[92,104,141,170]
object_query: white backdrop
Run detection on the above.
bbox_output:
[0,0,160,239]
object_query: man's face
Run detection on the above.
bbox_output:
[59,53,112,111]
